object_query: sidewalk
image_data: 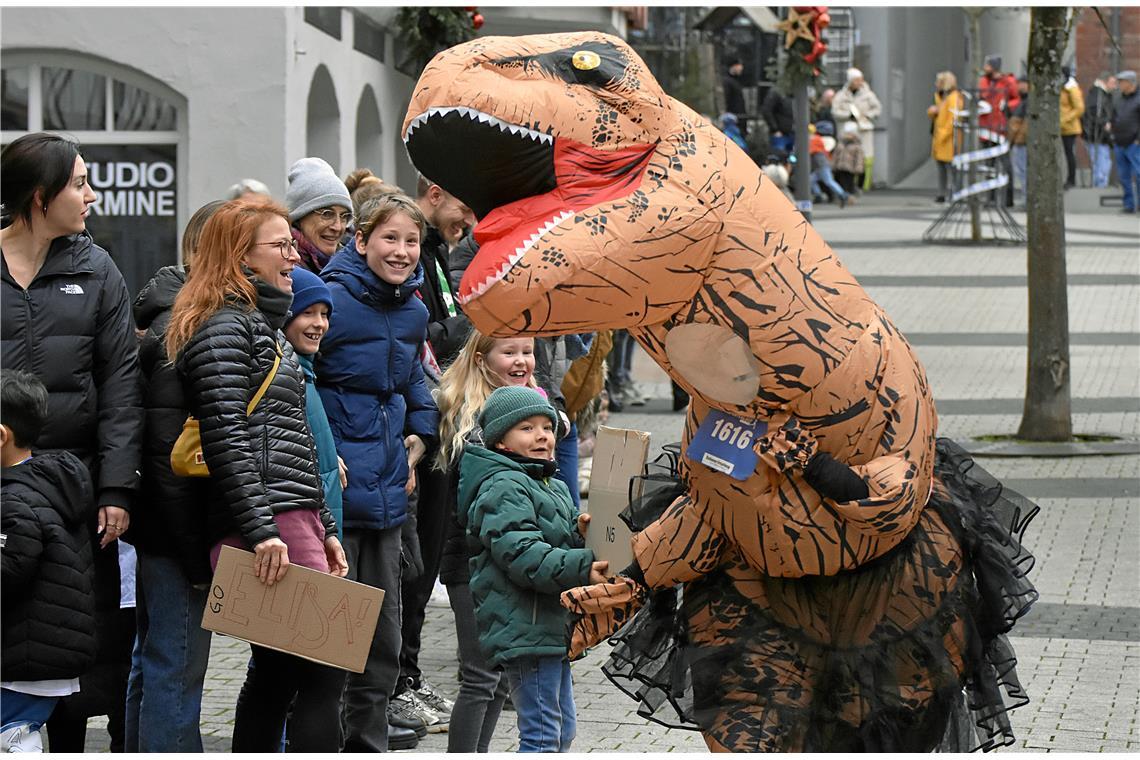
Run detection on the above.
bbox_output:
[88,191,1138,753]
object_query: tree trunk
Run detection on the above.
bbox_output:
[1018,6,1073,441]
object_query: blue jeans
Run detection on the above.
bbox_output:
[124,552,213,752]
[555,421,580,508]
[1011,145,1028,202]
[1088,143,1112,187]
[811,164,847,200]
[1,689,58,732]
[503,656,576,753]
[1115,143,1140,211]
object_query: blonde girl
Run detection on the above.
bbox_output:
[435,329,538,752]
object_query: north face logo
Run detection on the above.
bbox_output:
[59,284,84,295]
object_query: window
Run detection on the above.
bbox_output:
[353,12,385,63]
[1,68,29,130]
[113,80,177,131]
[304,6,342,40]
[42,66,106,130]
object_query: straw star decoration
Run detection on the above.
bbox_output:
[777,8,816,49]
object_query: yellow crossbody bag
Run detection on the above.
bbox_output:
[170,345,281,478]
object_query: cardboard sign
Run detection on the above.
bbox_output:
[202,546,384,673]
[585,426,650,570]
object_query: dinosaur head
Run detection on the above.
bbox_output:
[403,31,718,335]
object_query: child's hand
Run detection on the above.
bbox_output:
[589,560,609,584]
[324,536,349,577]
[337,456,348,490]
[405,434,426,469]
[405,466,417,496]
[577,513,591,538]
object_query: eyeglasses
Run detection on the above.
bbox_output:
[255,238,300,259]
[313,208,353,225]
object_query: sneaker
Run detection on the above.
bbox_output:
[621,383,649,407]
[0,723,44,752]
[388,692,432,737]
[413,679,455,729]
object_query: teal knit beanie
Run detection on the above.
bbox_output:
[479,386,557,449]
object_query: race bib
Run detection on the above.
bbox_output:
[686,410,767,481]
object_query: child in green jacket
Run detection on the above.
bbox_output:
[457,386,608,753]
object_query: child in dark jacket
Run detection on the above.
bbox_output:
[1,371,96,752]
[316,193,439,752]
[457,386,608,753]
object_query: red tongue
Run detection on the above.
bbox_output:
[462,138,656,299]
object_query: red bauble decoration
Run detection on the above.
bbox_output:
[804,39,827,64]
[472,12,484,30]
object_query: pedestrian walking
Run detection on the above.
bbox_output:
[285,157,353,274]
[1007,77,1031,206]
[315,193,439,752]
[977,55,1020,207]
[1111,70,1140,213]
[0,132,143,753]
[1060,66,1085,189]
[808,124,848,207]
[831,121,866,197]
[762,85,795,155]
[435,331,549,752]
[165,197,348,752]
[722,58,748,137]
[1,371,96,753]
[928,71,966,203]
[832,68,881,191]
[1084,74,1117,188]
[458,385,608,753]
[124,199,225,753]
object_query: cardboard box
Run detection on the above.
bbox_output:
[202,545,383,673]
[585,426,650,570]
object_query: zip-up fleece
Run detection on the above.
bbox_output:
[457,444,593,667]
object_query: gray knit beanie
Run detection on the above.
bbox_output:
[479,386,558,449]
[285,157,352,222]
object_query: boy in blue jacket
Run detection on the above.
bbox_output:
[316,193,439,752]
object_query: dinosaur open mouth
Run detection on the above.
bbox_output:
[404,107,655,303]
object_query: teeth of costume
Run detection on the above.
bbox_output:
[404,107,554,146]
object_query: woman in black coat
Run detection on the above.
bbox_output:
[165,197,347,752]
[0,132,143,752]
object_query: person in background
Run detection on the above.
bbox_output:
[927,71,966,203]
[344,169,402,225]
[435,331,544,752]
[719,113,748,151]
[813,87,836,136]
[832,68,881,191]
[977,55,1020,207]
[761,85,795,155]
[1008,77,1031,207]
[166,197,347,752]
[1084,73,1116,189]
[225,178,271,201]
[722,58,748,137]
[285,157,353,274]
[761,151,795,202]
[1111,70,1140,214]
[831,121,866,199]
[809,122,847,208]
[316,193,439,752]
[391,176,477,736]
[124,199,225,753]
[1,371,96,753]
[1059,65,1085,189]
[0,132,143,753]
[457,386,607,753]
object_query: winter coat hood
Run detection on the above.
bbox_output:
[133,265,187,332]
[1,451,92,527]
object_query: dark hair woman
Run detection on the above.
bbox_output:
[1,132,143,751]
[165,197,348,752]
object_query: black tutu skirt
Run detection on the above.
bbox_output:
[602,438,1039,752]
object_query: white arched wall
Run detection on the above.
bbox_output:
[355,85,383,178]
[306,64,341,171]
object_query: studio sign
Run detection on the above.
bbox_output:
[88,160,176,217]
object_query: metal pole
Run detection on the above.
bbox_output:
[793,85,812,222]
[967,9,983,241]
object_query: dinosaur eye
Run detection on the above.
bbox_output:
[571,50,601,71]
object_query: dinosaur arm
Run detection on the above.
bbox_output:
[631,494,728,588]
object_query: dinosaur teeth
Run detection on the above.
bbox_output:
[403,107,554,145]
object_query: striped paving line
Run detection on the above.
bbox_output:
[906,332,1140,346]
[937,397,1140,415]
[859,274,1140,287]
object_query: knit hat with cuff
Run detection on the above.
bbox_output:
[479,386,558,449]
[285,157,352,222]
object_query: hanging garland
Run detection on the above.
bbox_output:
[775,6,830,91]
[394,7,484,77]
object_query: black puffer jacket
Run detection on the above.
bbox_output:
[131,266,211,583]
[0,231,143,511]
[175,278,335,548]
[1,451,97,681]
[419,225,471,370]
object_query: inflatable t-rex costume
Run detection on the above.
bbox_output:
[403,32,1036,752]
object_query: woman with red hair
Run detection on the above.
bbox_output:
[165,198,347,752]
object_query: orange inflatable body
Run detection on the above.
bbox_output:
[403,32,1034,752]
